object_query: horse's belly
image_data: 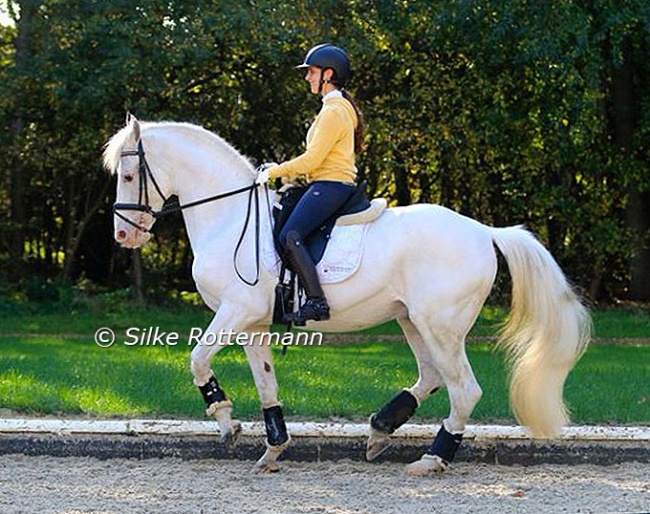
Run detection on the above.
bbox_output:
[311,299,406,333]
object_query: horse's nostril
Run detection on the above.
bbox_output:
[116,230,127,241]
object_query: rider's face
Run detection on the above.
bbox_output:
[304,66,334,95]
[304,66,321,94]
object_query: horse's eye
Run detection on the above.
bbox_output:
[124,175,134,183]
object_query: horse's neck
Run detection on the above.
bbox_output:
[182,183,274,255]
[149,131,266,253]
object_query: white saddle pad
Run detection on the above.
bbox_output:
[316,223,368,284]
[263,223,369,285]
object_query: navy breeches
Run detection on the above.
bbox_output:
[278,181,355,251]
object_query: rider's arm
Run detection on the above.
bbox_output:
[269,105,346,180]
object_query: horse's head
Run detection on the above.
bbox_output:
[104,115,171,248]
[105,116,260,250]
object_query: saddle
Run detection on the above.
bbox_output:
[271,181,385,325]
[272,181,372,264]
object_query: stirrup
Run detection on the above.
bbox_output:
[285,297,330,326]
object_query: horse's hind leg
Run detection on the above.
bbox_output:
[405,310,483,476]
[366,316,444,461]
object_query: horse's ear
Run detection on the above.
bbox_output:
[130,115,141,143]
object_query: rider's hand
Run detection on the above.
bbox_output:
[255,162,278,184]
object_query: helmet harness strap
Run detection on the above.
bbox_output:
[317,68,336,94]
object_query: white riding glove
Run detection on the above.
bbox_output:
[255,162,278,185]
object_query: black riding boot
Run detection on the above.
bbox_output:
[284,231,330,326]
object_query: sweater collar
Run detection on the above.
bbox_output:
[322,89,343,102]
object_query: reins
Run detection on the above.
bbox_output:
[113,140,264,286]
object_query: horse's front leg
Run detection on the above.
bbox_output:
[191,310,243,449]
[241,327,290,473]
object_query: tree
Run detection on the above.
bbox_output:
[0,0,648,302]
[3,0,42,273]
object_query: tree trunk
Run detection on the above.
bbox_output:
[626,192,650,299]
[611,36,650,299]
[132,249,145,304]
[8,1,42,275]
[394,144,412,206]
[61,178,113,283]
[8,118,26,270]
[394,167,411,206]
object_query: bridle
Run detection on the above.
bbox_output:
[112,140,265,286]
[113,140,258,232]
[113,141,167,233]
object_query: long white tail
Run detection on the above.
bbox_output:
[491,226,591,438]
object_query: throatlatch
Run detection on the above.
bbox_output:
[263,405,290,447]
[370,389,419,434]
[426,424,464,465]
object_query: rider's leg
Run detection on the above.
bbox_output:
[284,229,329,325]
[278,181,354,325]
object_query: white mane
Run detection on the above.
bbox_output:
[103,123,134,173]
[103,121,256,178]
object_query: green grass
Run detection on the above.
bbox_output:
[0,298,648,423]
[1,301,647,340]
[358,304,650,340]
[586,307,650,339]
[0,303,213,336]
[1,334,648,424]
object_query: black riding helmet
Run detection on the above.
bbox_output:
[297,43,351,87]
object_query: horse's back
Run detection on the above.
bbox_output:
[371,203,493,255]
[359,203,498,297]
[317,202,498,330]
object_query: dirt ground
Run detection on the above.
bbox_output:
[0,454,648,514]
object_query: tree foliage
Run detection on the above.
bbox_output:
[0,0,649,301]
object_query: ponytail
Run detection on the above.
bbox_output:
[341,89,365,155]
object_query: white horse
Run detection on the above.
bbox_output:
[104,117,591,476]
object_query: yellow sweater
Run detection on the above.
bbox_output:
[269,96,358,184]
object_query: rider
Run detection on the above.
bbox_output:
[256,43,365,325]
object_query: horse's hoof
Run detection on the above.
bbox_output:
[253,462,281,473]
[366,436,392,461]
[405,454,448,477]
[221,420,242,451]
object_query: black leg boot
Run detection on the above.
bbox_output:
[284,231,330,326]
